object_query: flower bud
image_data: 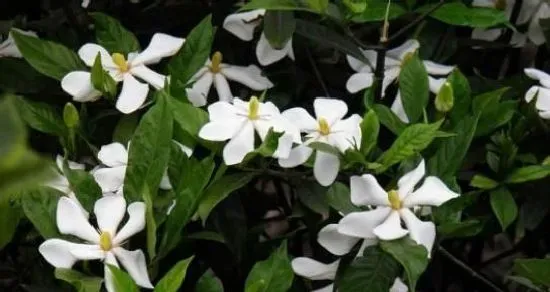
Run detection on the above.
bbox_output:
[435,82,454,113]
[63,102,80,129]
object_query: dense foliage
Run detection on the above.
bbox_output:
[1,0,550,291]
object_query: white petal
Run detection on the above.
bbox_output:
[282,107,317,131]
[472,0,495,8]
[313,99,348,126]
[186,71,213,107]
[61,71,102,102]
[471,28,503,42]
[346,72,375,93]
[81,0,90,8]
[213,74,233,103]
[511,32,527,47]
[423,61,454,76]
[67,192,90,219]
[397,159,426,199]
[47,174,71,194]
[403,176,459,207]
[207,101,239,121]
[528,6,550,45]
[159,171,172,190]
[256,33,293,66]
[314,151,340,186]
[222,65,274,90]
[338,207,392,238]
[525,86,540,103]
[173,140,193,157]
[115,74,149,114]
[278,144,313,168]
[273,133,295,159]
[104,252,119,292]
[291,258,339,281]
[400,208,436,254]
[113,202,146,244]
[56,197,99,243]
[517,0,539,25]
[346,50,376,72]
[93,166,126,193]
[313,284,335,292]
[429,76,447,94]
[222,9,266,41]
[390,92,409,123]
[317,224,360,256]
[94,195,126,235]
[112,247,154,288]
[131,33,184,66]
[98,142,128,167]
[68,243,105,261]
[525,68,550,88]
[223,121,255,165]
[387,39,420,60]
[382,67,401,96]
[78,43,115,68]
[130,65,166,89]
[524,85,550,112]
[390,277,409,292]
[39,239,80,268]
[373,210,409,240]
[330,114,362,152]
[199,119,245,141]
[350,174,389,207]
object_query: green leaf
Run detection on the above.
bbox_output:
[294,19,369,65]
[0,58,52,93]
[143,186,157,260]
[337,245,401,292]
[470,174,498,189]
[342,0,367,14]
[296,181,329,215]
[154,256,194,292]
[10,30,85,80]
[505,165,550,184]
[350,0,407,22]
[64,168,102,213]
[490,187,517,230]
[169,97,209,138]
[438,219,485,238]
[513,258,550,287]
[428,115,479,179]
[186,231,226,244]
[472,87,509,115]
[90,12,140,54]
[376,120,443,171]
[307,0,329,12]
[124,94,173,202]
[198,172,256,222]
[308,141,341,156]
[54,268,103,292]
[325,182,362,214]
[0,199,20,250]
[196,270,224,292]
[20,187,62,238]
[447,69,472,124]
[113,113,139,145]
[419,2,509,28]
[241,0,315,12]
[244,241,294,292]
[380,238,429,291]
[372,104,407,135]
[107,265,139,292]
[360,109,379,156]
[263,11,295,49]
[168,15,214,96]
[91,53,117,98]
[254,128,285,158]
[399,52,429,123]
[14,96,66,137]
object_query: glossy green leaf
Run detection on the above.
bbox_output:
[513,259,550,288]
[360,109,379,156]
[380,238,429,291]
[350,0,407,22]
[241,0,315,12]
[14,96,66,137]
[20,187,62,238]
[325,182,362,214]
[419,2,509,28]
[490,187,517,230]
[470,174,498,189]
[372,104,407,134]
[64,167,102,212]
[196,270,224,292]
[0,199,20,250]
[54,268,103,292]
[169,97,209,138]
[154,257,194,292]
[107,265,139,292]
[90,12,140,54]
[438,219,485,238]
[10,30,85,80]
[112,113,139,145]
[263,11,295,49]
[505,165,550,184]
[447,69,472,124]
[244,241,294,292]
[399,52,429,123]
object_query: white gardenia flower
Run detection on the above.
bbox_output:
[0,29,37,58]
[186,51,273,107]
[61,33,184,114]
[93,141,192,193]
[524,68,550,119]
[338,160,459,252]
[39,195,152,291]
[345,39,454,123]
[46,155,89,217]
[199,96,301,165]
[515,0,550,45]
[471,0,514,42]
[222,9,295,66]
[278,99,362,186]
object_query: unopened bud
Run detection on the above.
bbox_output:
[435,82,454,113]
[63,102,80,128]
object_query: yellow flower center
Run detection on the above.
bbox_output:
[387,190,402,210]
[495,0,506,10]
[112,53,129,72]
[209,51,223,73]
[99,231,112,251]
[248,96,260,120]
[318,118,331,136]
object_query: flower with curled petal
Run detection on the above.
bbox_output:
[61,33,184,114]
[524,68,550,119]
[338,160,459,252]
[46,155,88,216]
[39,195,153,291]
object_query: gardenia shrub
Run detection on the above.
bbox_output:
[1,0,550,291]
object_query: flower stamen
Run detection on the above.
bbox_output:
[209,51,223,73]
[112,53,129,72]
[387,190,402,210]
[248,96,260,120]
[318,118,331,136]
[99,231,112,251]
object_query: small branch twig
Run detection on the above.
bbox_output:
[387,0,445,43]
[305,47,330,96]
[438,247,506,292]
